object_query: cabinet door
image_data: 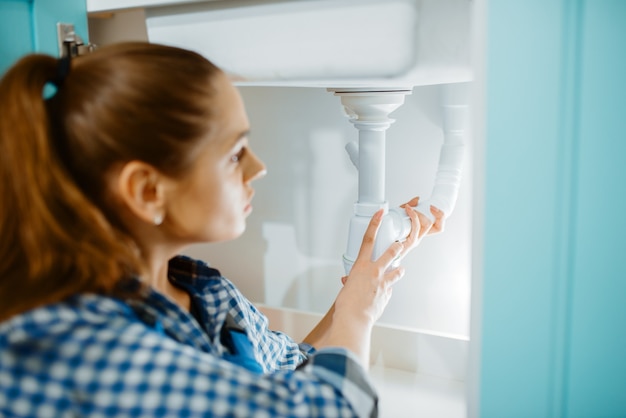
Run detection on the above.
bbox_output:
[477,0,626,416]
[0,0,88,74]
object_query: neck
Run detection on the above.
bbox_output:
[147,258,171,294]
[143,246,191,311]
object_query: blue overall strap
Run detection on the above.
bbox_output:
[220,314,264,374]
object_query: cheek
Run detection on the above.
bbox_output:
[185,171,246,240]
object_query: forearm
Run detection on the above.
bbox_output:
[301,208,406,370]
[314,314,373,369]
[302,303,335,348]
[302,303,373,369]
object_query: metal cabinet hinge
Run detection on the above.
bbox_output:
[56,23,97,58]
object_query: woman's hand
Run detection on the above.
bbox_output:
[314,207,429,366]
[400,197,445,243]
[311,201,443,366]
[334,209,406,326]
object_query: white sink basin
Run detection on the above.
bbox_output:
[88,0,471,88]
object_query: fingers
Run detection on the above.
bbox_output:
[398,204,420,256]
[400,197,434,240]
[343,264,404,293]
[376,240,404,268]
[400,196,419,209]
[416,210,434,239]
[342,268,404,288]
[356,209,384,261]
[385,266,405,287]
[428,206,445,234]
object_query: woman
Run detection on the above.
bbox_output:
[0,42,435,417]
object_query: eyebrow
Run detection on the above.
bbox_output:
[230,130,250,147]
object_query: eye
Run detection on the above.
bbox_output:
[231,147,245,163]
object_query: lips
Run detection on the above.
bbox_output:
[244,190,254,214]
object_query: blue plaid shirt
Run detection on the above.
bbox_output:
[0,255,378,417]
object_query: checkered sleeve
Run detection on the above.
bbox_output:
[300,347,379,418]
[245,303,311,371]
[219,279,312,372]
[1,312,378,417]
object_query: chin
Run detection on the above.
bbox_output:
[222,223,247,242]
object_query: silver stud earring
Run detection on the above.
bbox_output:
[154,213,164,226]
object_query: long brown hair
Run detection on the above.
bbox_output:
[0,42,222,321]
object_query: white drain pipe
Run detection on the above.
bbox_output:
[330,84,468,274]
[415,84,468,222]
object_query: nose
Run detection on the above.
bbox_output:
[244,148,267,183]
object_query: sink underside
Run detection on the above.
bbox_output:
[90,0,472,88]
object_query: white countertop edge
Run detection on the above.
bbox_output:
[369,365,467,418]
[256,303,468,418]
[256,303,469,382]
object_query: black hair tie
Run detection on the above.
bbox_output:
[51,56,71,88]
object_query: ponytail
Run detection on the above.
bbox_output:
[0,55,141,321]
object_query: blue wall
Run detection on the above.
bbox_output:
[0,0,88,75]
[479,0,626,416]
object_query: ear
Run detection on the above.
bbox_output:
[115,161,166,225]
